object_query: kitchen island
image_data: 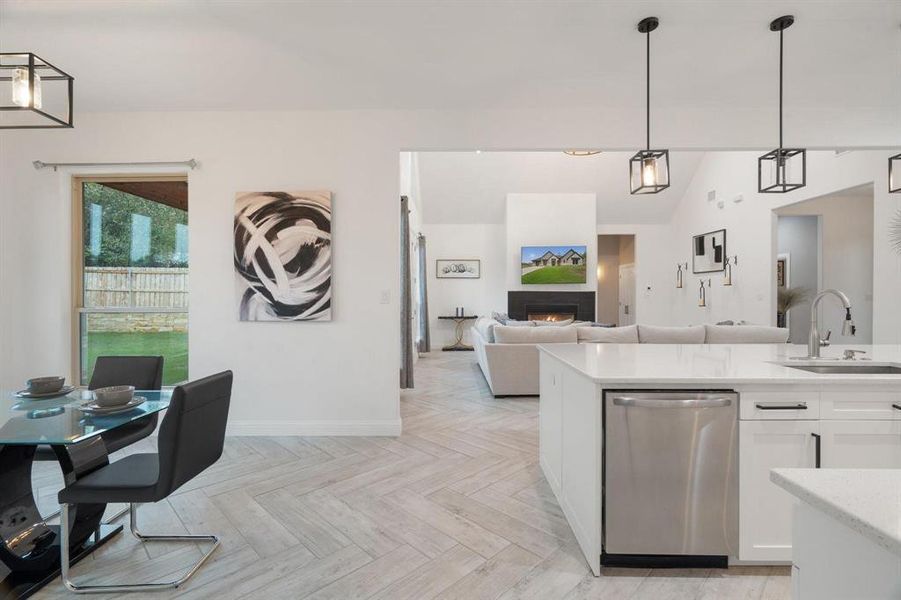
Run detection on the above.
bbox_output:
[771,469,901,599]
[537,342,901,574]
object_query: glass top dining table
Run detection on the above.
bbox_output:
[0,388,172,446]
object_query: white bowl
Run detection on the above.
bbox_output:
[93,385,135,407]
[27,376,65,394]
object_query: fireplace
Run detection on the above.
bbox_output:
[526,304,578,322]
[508,291,595,322]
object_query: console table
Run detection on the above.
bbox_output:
[438,315,478,351]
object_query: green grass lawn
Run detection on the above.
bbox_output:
[85,331,188,385]
[521,264,587,284]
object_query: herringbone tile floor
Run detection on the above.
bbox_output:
[32,352,790,599]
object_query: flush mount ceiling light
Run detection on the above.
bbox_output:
[563,150,602,157]
[758,16,805,193]
[0,52,74,129]
[889,153,901,193]
[630,17,670,195]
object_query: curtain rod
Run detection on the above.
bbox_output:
[32,159,198,171]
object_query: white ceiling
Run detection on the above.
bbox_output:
[416,151,704,225]
[2,1,899,112]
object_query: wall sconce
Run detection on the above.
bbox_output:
[698,278,711,307]
[890,153,900,194]
[723,255,738,286]
[676,262,688,288]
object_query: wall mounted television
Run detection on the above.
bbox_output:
[521,245,588,284]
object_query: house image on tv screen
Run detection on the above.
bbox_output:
[521,245,588,284]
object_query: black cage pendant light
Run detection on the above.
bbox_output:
[0,52,74,129]
[889,153,901,193]
[758,16,805,193]
[629,17,670,195]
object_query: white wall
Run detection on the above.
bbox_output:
[778,192,875,344]
[2,109,899,436]
[421,224,505,347]
[0,112,405,435]
[664,151,900,343]
[506,193,597,297]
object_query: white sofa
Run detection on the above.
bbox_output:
[471,319,789,397]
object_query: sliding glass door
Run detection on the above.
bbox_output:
[74,176,188,385]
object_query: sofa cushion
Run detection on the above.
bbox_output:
[577,325,639,343]
[505,319,535,327]
[494,324,577,344]
[533,318,574,327]
[472,317,499,343]
[704,324,789,344]
[638,324,706,344]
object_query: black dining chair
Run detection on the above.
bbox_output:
[37,356,165,523]
[58,370,233,594]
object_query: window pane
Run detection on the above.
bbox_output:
[78,180,188,387]
[80,312,188,386]
[82,182,188,308]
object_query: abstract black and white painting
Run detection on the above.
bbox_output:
[692,228,726,274]
[234,191,332,321]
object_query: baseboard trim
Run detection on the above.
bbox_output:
[225,419,402,436]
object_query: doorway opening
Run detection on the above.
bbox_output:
[597,234,636,326]
[774,184,874,344]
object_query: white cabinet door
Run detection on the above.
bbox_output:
[821,420,901,468]
[739,420,819,562]
[538,353,563,493]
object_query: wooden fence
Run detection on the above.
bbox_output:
[84,267,188,309]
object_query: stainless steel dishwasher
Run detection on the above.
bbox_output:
[603,391,739,567]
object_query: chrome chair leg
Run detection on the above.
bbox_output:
[60,503,220,594]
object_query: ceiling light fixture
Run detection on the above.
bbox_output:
[758,16,805,193]
[630,17,670,195]
[889,153,901,193]
[564,150,602,157]
[1,52,74,129]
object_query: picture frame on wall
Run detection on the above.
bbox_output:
[776,253,790,288]
[436,259,480,279]
[692,229,727,274]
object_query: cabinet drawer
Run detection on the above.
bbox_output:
[740,391,819,420]
[820,391,901,421]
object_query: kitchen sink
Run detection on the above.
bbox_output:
[785,364,901,375]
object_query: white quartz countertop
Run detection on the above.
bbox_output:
[536,343,901,385]
[771,468,901,557]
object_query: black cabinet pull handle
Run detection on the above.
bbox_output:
[755,403,807,410]
[811,433,821,468]
[892,404,901,411]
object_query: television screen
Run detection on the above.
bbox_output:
[521,245,588,284]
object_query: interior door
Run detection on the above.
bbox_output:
[618,263,636,326]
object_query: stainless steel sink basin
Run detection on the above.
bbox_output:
[785,364,901,375]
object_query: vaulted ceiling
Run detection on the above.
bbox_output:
[2,1,899,113]
[416,151,705,224]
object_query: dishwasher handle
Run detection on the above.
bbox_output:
[612,396,733,409]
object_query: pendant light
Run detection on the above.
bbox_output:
[889,153,901,193]
[758,16,805,193]
[1,52,74,129]
[629,17,670,194]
